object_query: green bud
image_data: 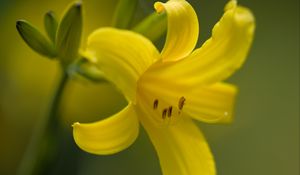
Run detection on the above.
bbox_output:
[16,20,57,58]
[56,2,82,67]
[112,0,138,29]
[69,58,107,83]
[44,11,58,43]
[133,12,167,42]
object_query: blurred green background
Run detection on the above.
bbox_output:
[0,0,298,175]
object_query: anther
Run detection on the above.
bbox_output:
[167,106,173,117]
[178,96,186,110]
[153,99,159,110]
[162,108,168,119]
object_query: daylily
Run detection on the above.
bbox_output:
[72,0,255,174]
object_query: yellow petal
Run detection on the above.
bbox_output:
[184,82,238,123]
[146,1,255,85]
[72,103,139,155]
[154,0,199,61]
[138,109,216,175]
[138,76,237,124]
[84,27,160,101]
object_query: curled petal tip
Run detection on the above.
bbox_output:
[80,51,98,63]
[236,7,255,25]
[154,2,165,13]
[72,122,80,127]
[225,0,237,11]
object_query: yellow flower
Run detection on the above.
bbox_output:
[72,0,255,174]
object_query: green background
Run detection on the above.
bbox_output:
[0,0,299,174]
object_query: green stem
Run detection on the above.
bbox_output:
[17,68,69,175]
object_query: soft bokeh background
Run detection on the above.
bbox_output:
[0,0,299,174]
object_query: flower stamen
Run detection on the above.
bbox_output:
[153,99,159,109]
[167,106,173,117]
[162,108,168,119]
[178,96,186,110]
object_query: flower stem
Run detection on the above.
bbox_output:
[112,0,138,29]
[17,68,69,175]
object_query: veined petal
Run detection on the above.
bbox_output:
[146,1,255,85]
[84,27,160,101]
[184,83,238,123]
[155,0,199,61]
[138,77,237,124]
[72,103,139,155]
[138,110,216,175]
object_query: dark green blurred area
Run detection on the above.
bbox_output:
[0,0,299,175]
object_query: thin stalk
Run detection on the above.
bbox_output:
[17,68,69,175]
[112,0,138,29]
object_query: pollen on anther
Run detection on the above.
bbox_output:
[153,99,159,109]
[178,96,186,110]
[162,108,168,119]
[167,106,173,117]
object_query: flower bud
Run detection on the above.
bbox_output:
[44,11,58,43]
[56,2,82,66]
[16,20,56,58]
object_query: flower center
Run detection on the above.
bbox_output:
[152,96,186,125]
[136,62,187,126]
[152,96,186,119]
[136,86,187,126]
